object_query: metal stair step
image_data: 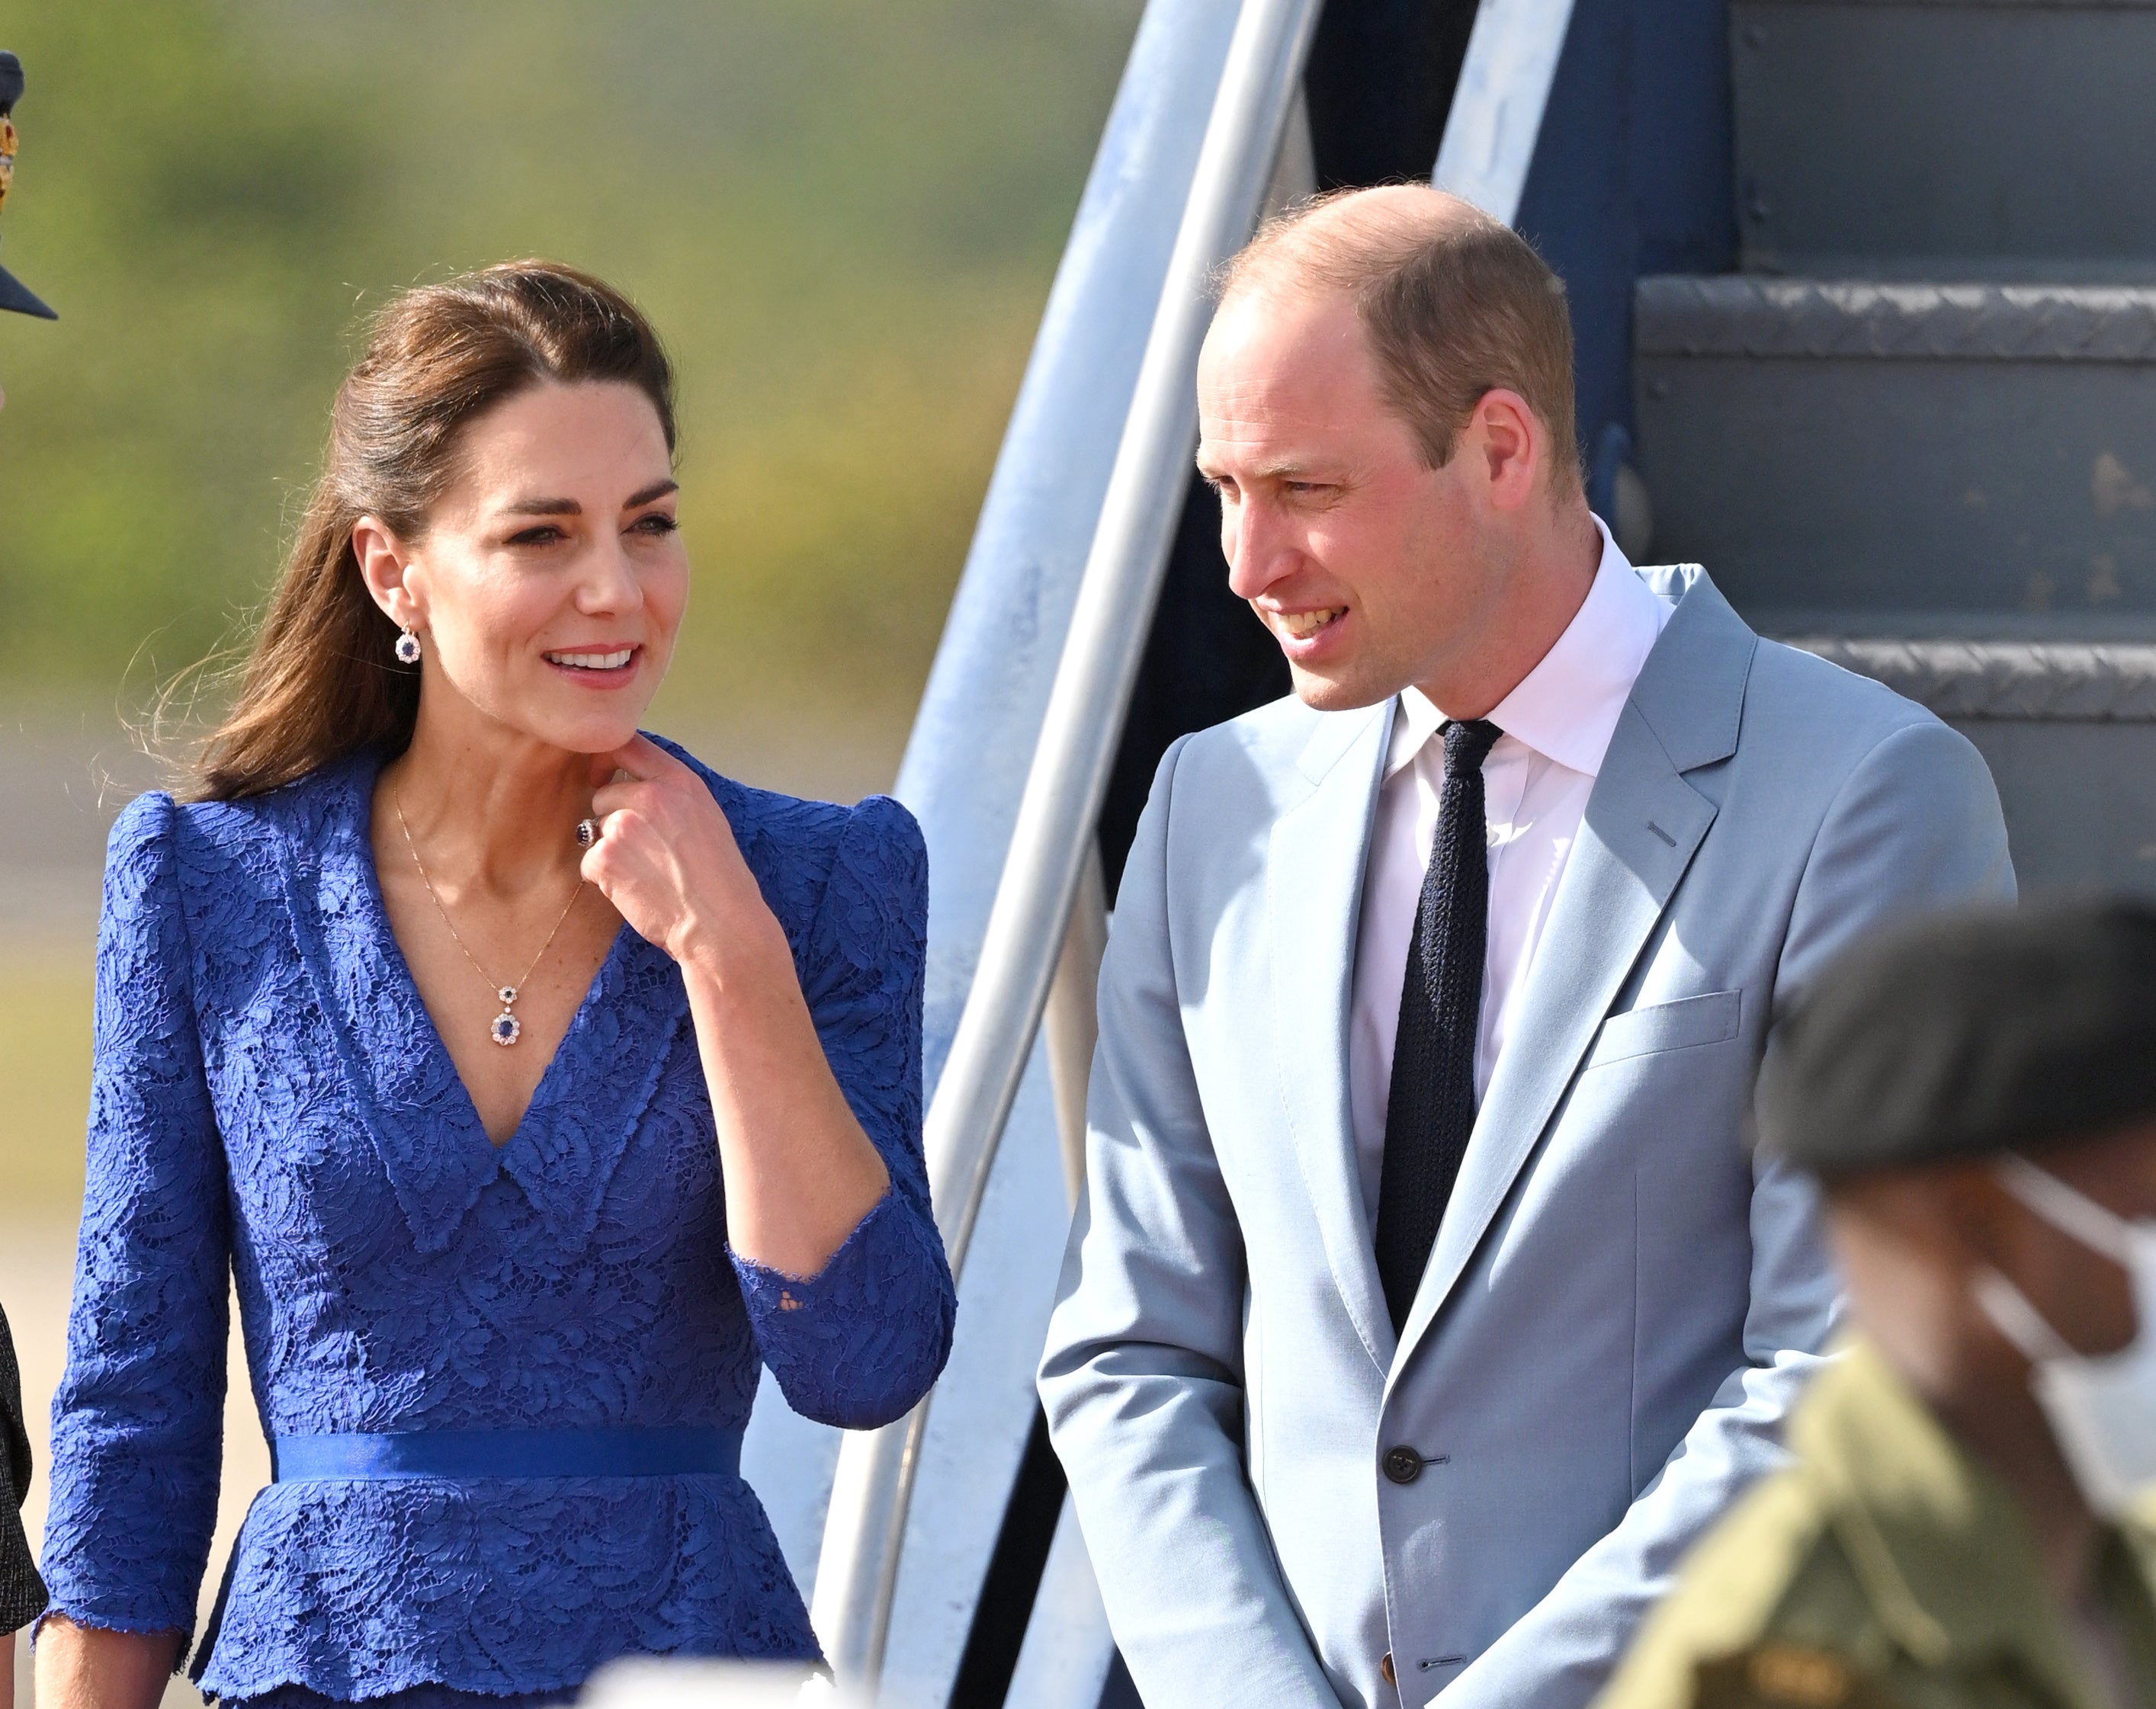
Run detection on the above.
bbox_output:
[1782,631,2156,897]
[1732,0,2156,269]
[1634,275,2156,620]
[1782,634,2156,720]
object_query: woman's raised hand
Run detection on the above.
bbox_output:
[583,735,890,1274]
[581,736,787,974]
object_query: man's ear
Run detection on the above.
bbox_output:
[1468,388,1544,512]
[352,516,423,630]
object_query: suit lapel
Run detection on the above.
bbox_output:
[1391,571,1759,1375]
[1267,701,1396,1374]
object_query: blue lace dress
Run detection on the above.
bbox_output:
[39,742,956,1706]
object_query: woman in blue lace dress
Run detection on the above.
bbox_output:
[36,262,956,1709]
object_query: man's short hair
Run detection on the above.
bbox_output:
[1218,186,1582,495]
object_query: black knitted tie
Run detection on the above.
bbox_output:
[1375,717,1501,1335]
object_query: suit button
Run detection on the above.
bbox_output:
[1381,1652,1397,1685]
[1382,1445,1423,1484]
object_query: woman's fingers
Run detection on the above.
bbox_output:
[580,805,637,851]
[588,777,653,820]
[579,810,667,907]
[603,733,680,784]
[579,741,755,951]
[573,749,777,972]
[590,750,740,861]
[589,740,695,816]
[579,822,630,889]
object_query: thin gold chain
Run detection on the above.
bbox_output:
[393,786,586,1002]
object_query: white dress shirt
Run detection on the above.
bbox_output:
[1347,520,1674,1234]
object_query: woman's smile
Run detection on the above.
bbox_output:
[542,643,642,686]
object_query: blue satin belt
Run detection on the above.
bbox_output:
[270,1424,744,1483]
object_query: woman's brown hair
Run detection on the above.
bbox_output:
[183,260,675,801]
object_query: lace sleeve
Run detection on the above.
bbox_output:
[40,793,229,1646]
[732,794,955,1429]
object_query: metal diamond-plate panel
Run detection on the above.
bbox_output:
[1634,274,2156,617]
[1635,277,2156,362]
[1783,637,2156,719]
[1781,639,2156,897]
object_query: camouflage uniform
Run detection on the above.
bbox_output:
[1598,1341,2156,1709]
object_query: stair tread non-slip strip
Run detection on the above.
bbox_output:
[1638,277,2156,361]
[1782,635,2156,718]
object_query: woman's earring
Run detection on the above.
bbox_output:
[394,626,422,665]
[575,818,598,850]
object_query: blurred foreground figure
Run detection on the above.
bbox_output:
[579,1656,861,1709]
[34,264,954,1709]
[1602,901,2156,1709]
[0,46,53,1709]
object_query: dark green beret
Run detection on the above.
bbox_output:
[1757,899,2156,1176]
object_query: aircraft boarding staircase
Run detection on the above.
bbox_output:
[1635,0,2156,890]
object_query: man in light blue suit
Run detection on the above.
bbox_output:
[1038,185,2014,1708]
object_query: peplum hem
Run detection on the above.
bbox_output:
[192,1473,819,1701]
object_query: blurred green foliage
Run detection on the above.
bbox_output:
[0,0,1141,729]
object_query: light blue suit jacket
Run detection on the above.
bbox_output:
[1038,569,2014,1709]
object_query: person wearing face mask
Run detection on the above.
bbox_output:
[1598,899,2156,1709]
[33,263,956,1709]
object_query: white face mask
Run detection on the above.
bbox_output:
[1970,1154,2156,1519]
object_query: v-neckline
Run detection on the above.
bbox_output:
[274,752,693,1254]
[357,792,630,1154]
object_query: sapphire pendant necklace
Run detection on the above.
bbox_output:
[394,788,587,1047]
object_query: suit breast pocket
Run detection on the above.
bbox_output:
[1583,989,1742,1070]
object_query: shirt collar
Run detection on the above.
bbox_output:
[1384,515,1670,782]
[1384,676,1449,781]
